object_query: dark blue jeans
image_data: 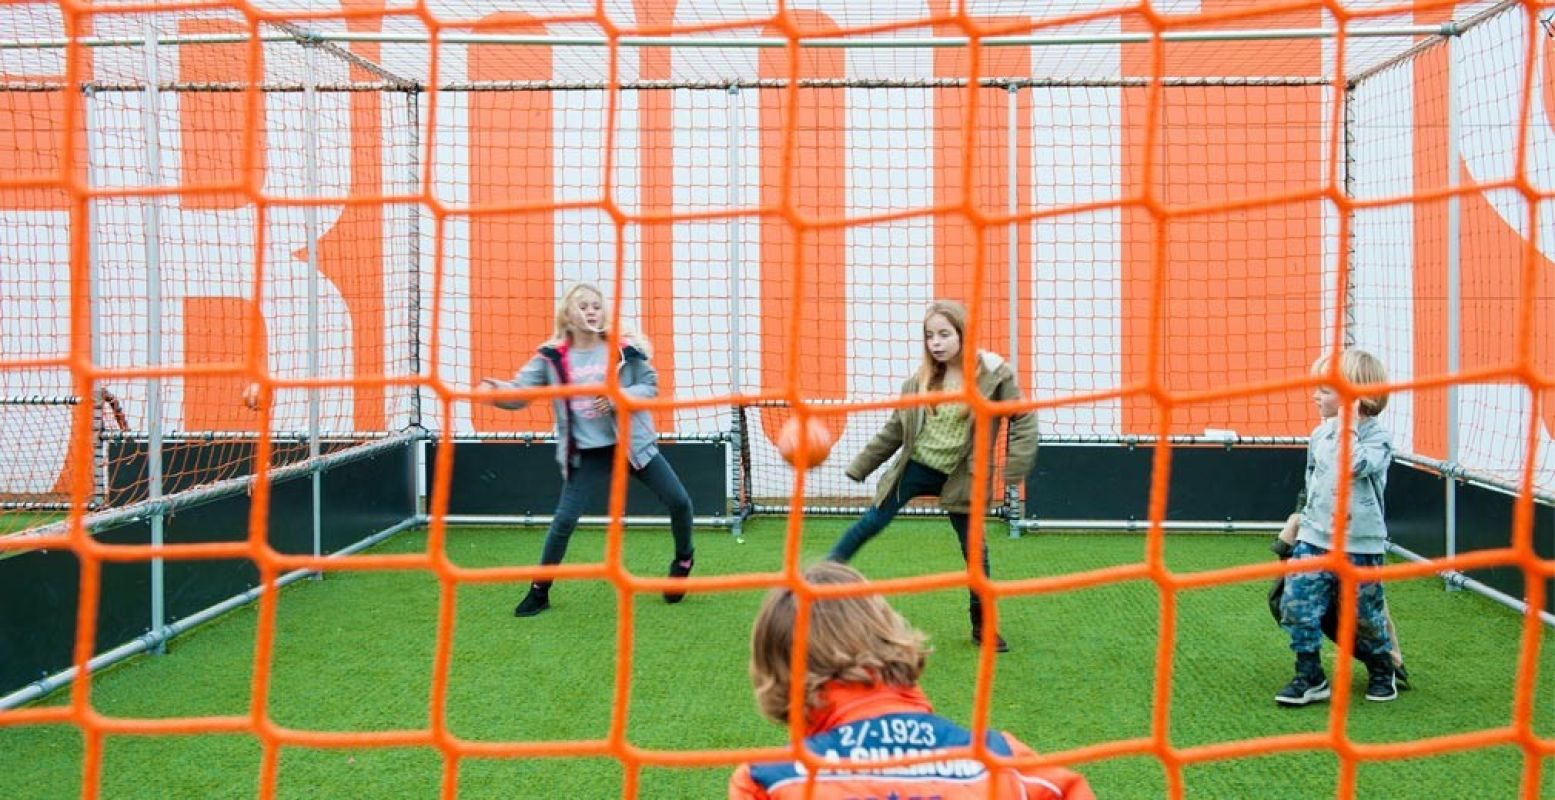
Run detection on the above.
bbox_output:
[827,460,991,605]
[538,446,694,570]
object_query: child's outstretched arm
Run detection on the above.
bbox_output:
[477,354,550,410]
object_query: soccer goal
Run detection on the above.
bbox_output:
[0,0,1552,796]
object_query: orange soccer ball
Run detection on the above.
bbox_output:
[777,416,835,468]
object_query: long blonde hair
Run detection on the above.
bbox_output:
[552,282,653,357]
[748,562,928,725]
[916,299,968,392]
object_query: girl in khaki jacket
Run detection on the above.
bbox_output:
[828,300,1038,652]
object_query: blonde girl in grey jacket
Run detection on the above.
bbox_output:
[479,283,695,618]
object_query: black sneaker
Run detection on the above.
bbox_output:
[1365,661,1398,703]
[664,557,694,604]
[1275,673,1331,706]
[513,586,550,618]
[1393,661,1412,692]
[971,624,1010,653]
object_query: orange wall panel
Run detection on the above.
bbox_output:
[1121,3,1324,436]
[469,13,555,434]
[757,10,849,443]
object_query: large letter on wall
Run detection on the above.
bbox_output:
[0,9,91,497]
[180,18,265,432]
[633,0,680,433]
[758,10,847,440]
[310,0,388,431]
[1408,3,1454,460]
[933,9,1033,389]
[469,12,554,433]
[1120,4,1323,436]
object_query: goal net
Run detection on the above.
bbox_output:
[1,0,1551,798]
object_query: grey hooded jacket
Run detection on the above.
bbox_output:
[494,338,662,480]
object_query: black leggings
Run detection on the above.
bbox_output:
[538,446,694,568]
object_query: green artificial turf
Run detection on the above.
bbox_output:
[2,518,1550,799]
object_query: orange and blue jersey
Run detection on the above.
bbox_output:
[729,684,1094,800]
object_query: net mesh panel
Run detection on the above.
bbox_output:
[0,5,421,535]
[0,1,1551,798]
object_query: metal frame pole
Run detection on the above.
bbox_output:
[726,84,749,538]
[140,24,168,652]
[1005,83,1023,529]
[303,46,324,570]
[1443,33,1462,588]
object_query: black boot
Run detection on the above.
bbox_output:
[1363,652,1398,702]
[969,598,1009,653]
[1275,651,1329,706]
[514,581,551,618]
[664,555,694,604]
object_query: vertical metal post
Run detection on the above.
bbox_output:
[1004,83,1023,529]
[1006,84,1020,386]
[406,89,423,433]
[1341,84,1356,348]
[303,46,323,570]
[726,84,744,397]
[82,88,107,510]
[406,88,427,515]
[1443,34,1461,585]
[140,25,167,651]
[726,84,749,534]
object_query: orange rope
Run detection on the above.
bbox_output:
[0,2,1545,798]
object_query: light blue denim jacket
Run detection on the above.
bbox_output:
[1297,415,1393,555]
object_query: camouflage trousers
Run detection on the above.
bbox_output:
[1279,541,1391,656]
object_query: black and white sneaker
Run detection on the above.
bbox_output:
[1365,663,1399,703]
[1275,673,1331,706]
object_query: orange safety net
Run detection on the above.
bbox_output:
[0,1,1552,799]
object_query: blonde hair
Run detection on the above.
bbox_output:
[748,562,928,725]
[917,299,968,393]
[552,282,652,357]
[1314,348,1389,416]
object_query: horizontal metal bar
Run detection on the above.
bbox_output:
[441,514,735,528]
[0,513,420,710]
[444,432,728,444]
[747,503,1008,517]
[1395,454,1555,506]
[106,430,411,443]
[1388,542,1555,628]
[1011,519,1284,533]
[0,395,79,405]
[0,24,1453,51]
[317,26,1451,48]
[1035,435,1308,447]
[0,32,297,49]
[2,74,1335,93]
